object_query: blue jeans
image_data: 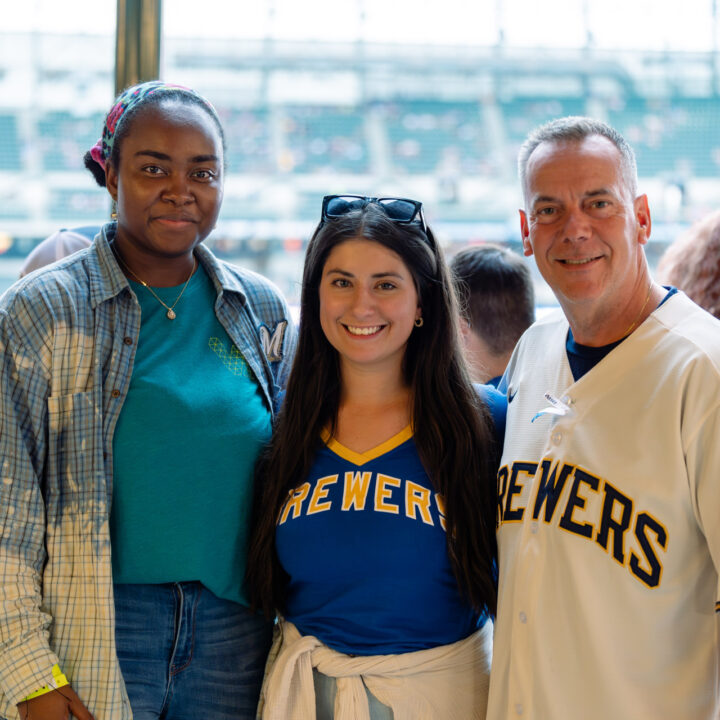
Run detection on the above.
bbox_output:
[114,582,272,720]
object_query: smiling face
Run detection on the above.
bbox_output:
[319,238,421,376]
[520,134,651,322]
[105,100,223,273]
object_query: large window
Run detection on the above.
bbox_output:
[0,0,115,288]
[2,1,720,301]
[159,0,720,305]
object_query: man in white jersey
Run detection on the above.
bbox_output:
[487,116,720,720]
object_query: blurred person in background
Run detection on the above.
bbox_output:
[656,209,720,319]
[0,81,296,720]
[18,227,97,278]
[450,244,535,386]
[247,195,505,720]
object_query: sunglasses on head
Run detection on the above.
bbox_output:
[321,195,427,234]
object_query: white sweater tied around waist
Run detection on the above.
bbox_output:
[261,620,491,720]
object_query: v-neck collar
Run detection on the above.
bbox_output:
[321,425,413,466]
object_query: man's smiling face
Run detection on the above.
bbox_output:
[520,134,651,316]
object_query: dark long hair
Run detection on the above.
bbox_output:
[247,204,499,618]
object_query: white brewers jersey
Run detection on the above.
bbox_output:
[487,292,720,720]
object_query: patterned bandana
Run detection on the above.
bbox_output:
[88,81,215,171]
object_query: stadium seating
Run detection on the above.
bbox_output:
[37,111,105,171]
[48,189,109,220]
[385,101,489,174]
[0,114,22,170]
[221,108,275,174]
[609,97,720,177]
[283,106,368,174]
[5,94,720,229]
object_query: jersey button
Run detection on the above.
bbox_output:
[530,521,539,534]
[515,702,524,715]
[519,611,527,623]
[551,431,562,445]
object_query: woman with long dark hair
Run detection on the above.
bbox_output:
[247,196,504,719]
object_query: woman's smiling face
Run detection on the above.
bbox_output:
[106,100,224,262]
[318,237,421,375]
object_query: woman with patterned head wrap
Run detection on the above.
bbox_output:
[0,81,296,720]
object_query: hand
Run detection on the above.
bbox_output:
[17,686,95,720]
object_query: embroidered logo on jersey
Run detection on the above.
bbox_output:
[278,471,446,531]
[260,321,287,362]
[497,459,668,589]
[209,337,251,377]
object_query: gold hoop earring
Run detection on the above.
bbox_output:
[414,317,424,328]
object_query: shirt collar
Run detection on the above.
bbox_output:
[87,223,131,309]
[87,222,248,309]
[194,243,248,304]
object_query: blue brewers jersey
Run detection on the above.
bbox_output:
[275,427,478,656]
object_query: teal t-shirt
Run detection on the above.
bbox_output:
[111,263,272,605]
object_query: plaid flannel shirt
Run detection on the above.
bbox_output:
[0,224,296,719]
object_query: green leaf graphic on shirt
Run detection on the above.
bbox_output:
[209,337,250,377]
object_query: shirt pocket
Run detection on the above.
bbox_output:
[46,390,104,497]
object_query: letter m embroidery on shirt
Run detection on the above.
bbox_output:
[260,321,287,362]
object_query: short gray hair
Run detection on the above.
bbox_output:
[518,116,638,203]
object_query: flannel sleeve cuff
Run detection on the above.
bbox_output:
[0,634,60,707]
[20,664,69,701]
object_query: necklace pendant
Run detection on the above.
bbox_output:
[166,308,176,320]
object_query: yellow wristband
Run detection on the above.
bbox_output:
[21,664,69,702]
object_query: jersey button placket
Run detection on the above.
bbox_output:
[508,447,543,720]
